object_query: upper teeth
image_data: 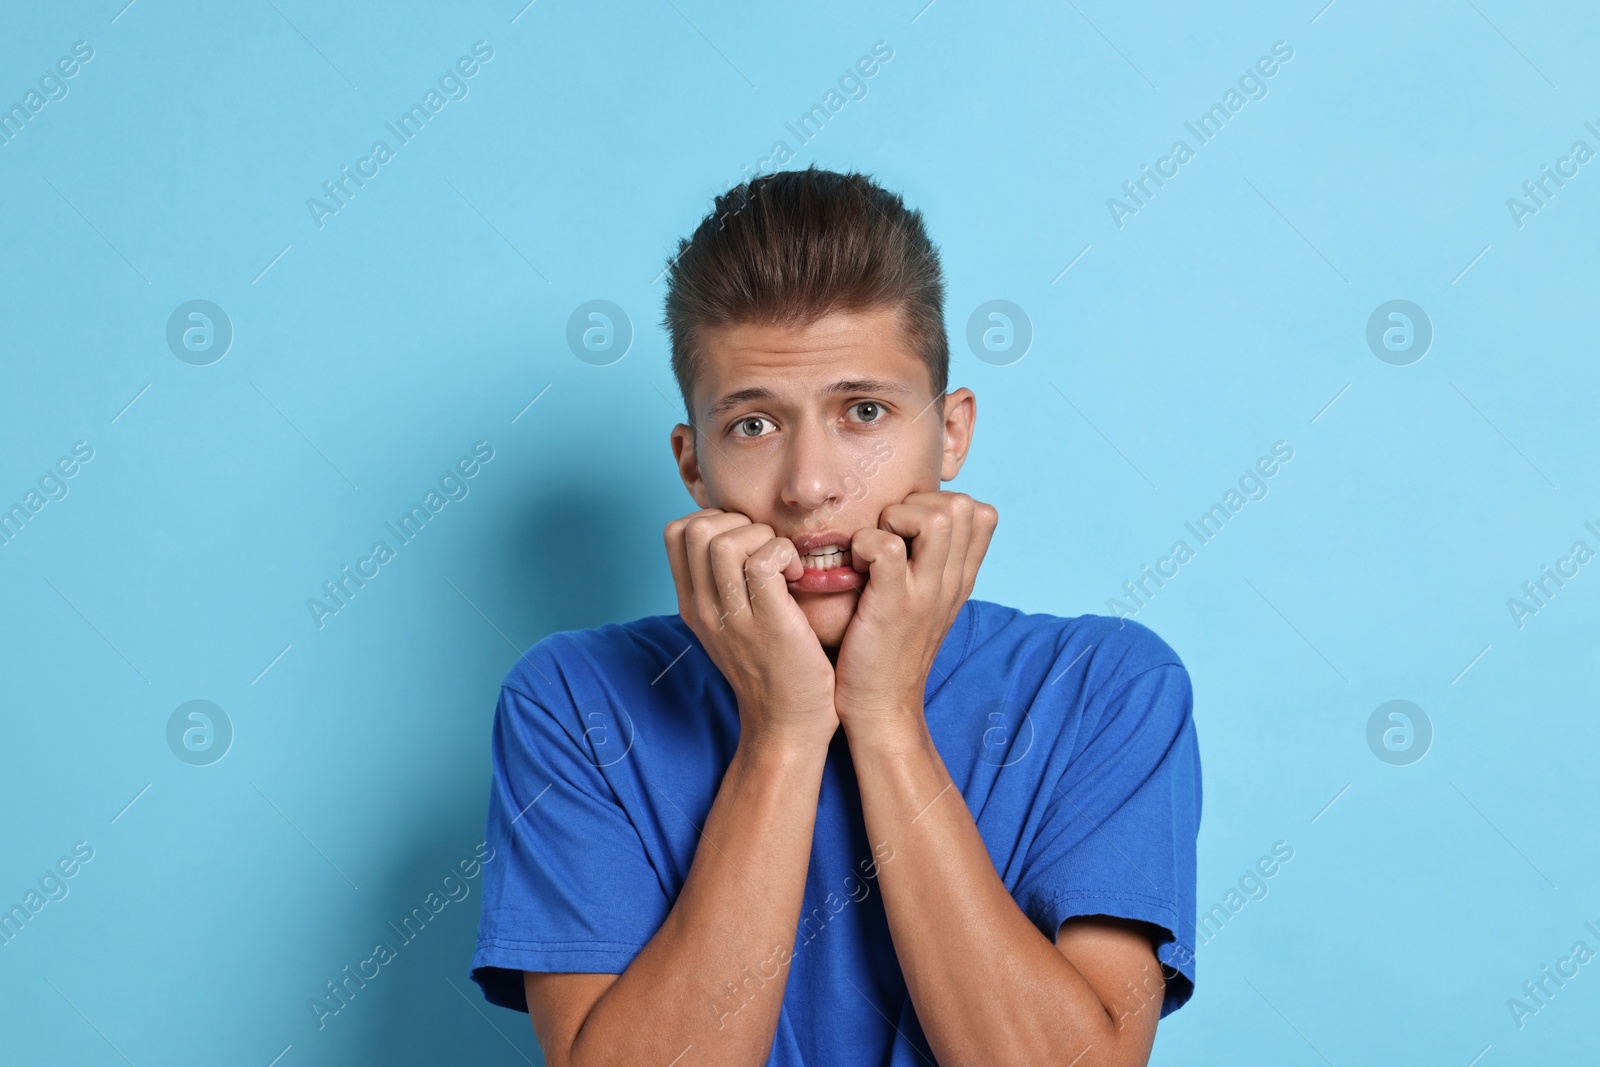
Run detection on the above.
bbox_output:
[804,546,849,569]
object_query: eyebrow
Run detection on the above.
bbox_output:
[707,378,914,419]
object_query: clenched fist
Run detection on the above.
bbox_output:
[664,508,840,752]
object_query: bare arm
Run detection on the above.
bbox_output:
[526,731,830,1067]
[832,492,1162,1065]
[847,723,1162,1067]
[523,507,841,1067]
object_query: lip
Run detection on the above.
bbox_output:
[790,531,851,552]
[787,530,864,593]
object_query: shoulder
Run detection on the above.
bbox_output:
[500,611,695,705]
[1067,613,1188,688]
[970,599,1187,682]
[967,600,1191,728]
[489,613,700,772]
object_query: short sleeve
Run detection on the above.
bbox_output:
[470,683,672,1013]
[1014,659,1201,1017]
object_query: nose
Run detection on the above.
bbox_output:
[779,413,844,517]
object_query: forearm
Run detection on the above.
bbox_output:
[847,722,1128,1067]
[566,732,827,1067]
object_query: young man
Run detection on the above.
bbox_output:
[470,166,1201,1066]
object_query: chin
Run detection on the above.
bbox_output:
[797,588,859,649]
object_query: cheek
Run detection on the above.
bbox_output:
[858,471,925,521]
[867,431,942,494]
[700,451,778,510]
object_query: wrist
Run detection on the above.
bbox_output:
[737,721,838,765]
[840,714,931,762]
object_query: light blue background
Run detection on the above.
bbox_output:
[2,1,1597,1063]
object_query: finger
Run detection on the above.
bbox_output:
[849,527,910,606]
[706,522,779,628]
[878,502,953,585]
[744,537,803,620]
[943,494,976,595]
[685,512,750,626]
[665,509,722,614]
[961,502,999,593]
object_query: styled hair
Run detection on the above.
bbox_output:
[661,165,948,428]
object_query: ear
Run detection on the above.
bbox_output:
[938,387,976,482]
[670,423,712,508]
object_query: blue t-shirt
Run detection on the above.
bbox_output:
[471,598,1201,1063]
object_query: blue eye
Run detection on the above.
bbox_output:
[733,416,770,438]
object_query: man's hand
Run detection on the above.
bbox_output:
[833,491,998,738]
[664,508,840,751]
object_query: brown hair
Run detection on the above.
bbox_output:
[661,165,948,429]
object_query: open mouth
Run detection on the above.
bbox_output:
[801,545,850,570]
[790,542,864,593]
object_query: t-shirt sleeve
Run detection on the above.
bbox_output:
[1012,652,1201,1017]
[470,681,672,1013]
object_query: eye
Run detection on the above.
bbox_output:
[849,401,884,423]
[732,415,772,438]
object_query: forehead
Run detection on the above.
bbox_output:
[694,306,929,419]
